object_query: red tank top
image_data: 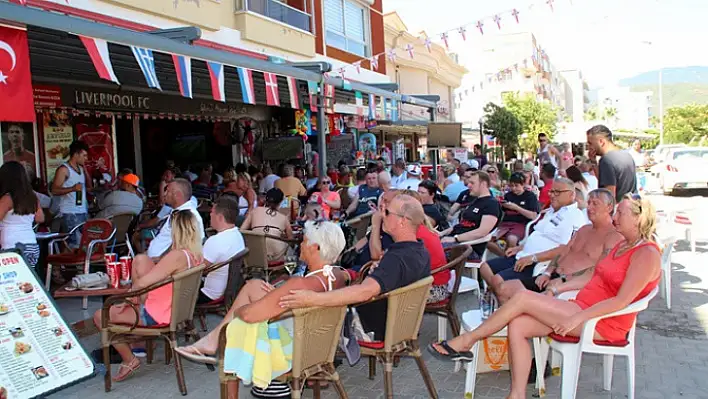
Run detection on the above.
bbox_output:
[574,241,660,343]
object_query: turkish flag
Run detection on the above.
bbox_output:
[0,26,34,122]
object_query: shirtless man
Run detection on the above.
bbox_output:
[496,188,622,301]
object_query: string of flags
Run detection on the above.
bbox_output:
[330,0,577,78]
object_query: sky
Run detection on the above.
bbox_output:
[383,0,708,88]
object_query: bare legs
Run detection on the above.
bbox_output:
[180,279,269,355]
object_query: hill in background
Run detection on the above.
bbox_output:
[619,66,708,114]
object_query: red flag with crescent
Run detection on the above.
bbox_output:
[0,26,34,122]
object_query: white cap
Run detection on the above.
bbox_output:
[406,164,422,176]
[466,159,480,169]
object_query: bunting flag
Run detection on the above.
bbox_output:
[493,15,502,30]
[424,37,433,52]
[324,84,335,114]
[405,44,415,59]
[307,81,318,112]
[286,76,300,109]
[370,55,379,71]
[458,27,467,41]
[547,0,554,11]
[368,94,376,119]
[353,60,361,74]
[387,49,396,62]
[512,8,520,23]
[206,61,225,102]
[171,54,192,98]
[476,20,485,35]
[237,67,255,105]
[441,32,450,50]
[130,46,161,90]
[263,72,280,106]
[79,36,119,84]
[355,91,364,116]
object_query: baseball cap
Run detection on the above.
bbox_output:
[406,164,422,176]
[121,173,140,187]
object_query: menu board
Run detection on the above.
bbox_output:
[0,252,94,398]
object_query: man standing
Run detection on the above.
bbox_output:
[280,194,431,341]
[537,133,559,168]
[397,164,423,191]
[473,144,488,168]
[197,196,246,304]
[478,178,588,295]
[51,141,91,248]
[390,158,407,188]
[586,124,637,202]
[147,178,204,260]
[628,139,647,168]
[347,170,383,218]
[96,173,144,218]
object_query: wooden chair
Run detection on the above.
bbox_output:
[106,212,137,255]
[100,263,206,394]
[240,230,301,281]
[195,249,250,331]
[357,276,437,399]
[217,306,349,399]
[426,245,474,340]
[47,218,116,308]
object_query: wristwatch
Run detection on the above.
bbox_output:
[454,235,460,243]
[560,274,567,283]
[543,271,552,277]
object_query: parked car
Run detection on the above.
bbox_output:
[660,147,708,195]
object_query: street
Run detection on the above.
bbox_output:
[52,193,708,399]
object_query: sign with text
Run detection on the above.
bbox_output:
[42,112,74,184]
[0,252,94,398]
[33,86,62,108]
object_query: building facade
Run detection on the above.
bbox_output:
[597,86,653,131]
[559,69,590,123]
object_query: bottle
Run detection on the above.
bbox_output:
[75,186,83,206]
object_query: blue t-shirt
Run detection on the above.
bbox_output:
[354,185,382,217]
[443,180,467,202]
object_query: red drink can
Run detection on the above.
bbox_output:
[104,253,117,266]
[119,256,132,284]
[107,262,120,289]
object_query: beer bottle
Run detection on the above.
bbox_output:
[75,186,83,206]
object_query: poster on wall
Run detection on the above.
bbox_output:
[453,148,469,163]
[42,112,73,184]
[1,122,36,177]
[0,251,95,398]
[76,122,115,181]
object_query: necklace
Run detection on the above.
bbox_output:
[617,237,644,256]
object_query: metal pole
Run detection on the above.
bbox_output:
[430,106,437,178]
[317,82,327,177]
[659,68,664,145]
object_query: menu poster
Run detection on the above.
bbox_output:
[0,252,94,398]
[42,111,74,184]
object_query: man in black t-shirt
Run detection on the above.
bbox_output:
[279,194,430,341]
[439,171,502,257]
[446,168,477,222]
[487,172,540,256]
[586,124,637,202]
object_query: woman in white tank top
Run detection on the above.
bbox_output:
[0,162,45,266]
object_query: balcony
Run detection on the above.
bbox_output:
[239,0,311,32]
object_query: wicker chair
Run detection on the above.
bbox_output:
[240,230,301,281]
[425,245,473,339]
[217,306,349,399]
[195,248,249,331]
[100,264,205,394]
[358,276,437,399]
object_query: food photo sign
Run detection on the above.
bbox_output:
[0,251,94,398]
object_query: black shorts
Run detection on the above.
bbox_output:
[488,256,536,281]
[196,281,217,304]
[520,272,561,292]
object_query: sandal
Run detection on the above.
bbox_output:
[113,357,141,382]
[175,346,217,365]
[427,341,474,362]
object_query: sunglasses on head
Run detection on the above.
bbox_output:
[629,193,642,212]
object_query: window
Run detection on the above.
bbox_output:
[324,0,368,57]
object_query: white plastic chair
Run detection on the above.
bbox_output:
[549,286,659,399]
[656,234,678,309]
[673,212,695,252]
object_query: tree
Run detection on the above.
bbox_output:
[585,107,599,121]
[604,107,617,125]
[482,102,522,158]
[502,92,559,154]
[663,104,708,144]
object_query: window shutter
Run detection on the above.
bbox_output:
[325,0,344,34]
[344,0,365,41]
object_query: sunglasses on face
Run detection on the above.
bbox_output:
[384,208,409,220]
[321,180,331,184]
[488,170,497,174]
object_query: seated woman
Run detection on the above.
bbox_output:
[175,221,348,361]
[222,171,257,218]
[308,176,341,220]
[93,210,203,382]
[241,188,293,263]
[428,194,661,399]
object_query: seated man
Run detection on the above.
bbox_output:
[487,172,540,256]
[346,170,382,218]
[280,194,431,341]
[95,173,144,219]
[197,196,246,304]
[440,171,502,259]
[144,178,204,261]
[496,188,622,301]
[479,177,588,296]
[445,167,476,222]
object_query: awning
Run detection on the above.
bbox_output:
[0,1,437,109]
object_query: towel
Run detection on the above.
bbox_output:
[223,317,293,389]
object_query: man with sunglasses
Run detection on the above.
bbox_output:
[537,133,559,169]
[477,177,588,297]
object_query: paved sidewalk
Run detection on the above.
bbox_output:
[53,237,708,398]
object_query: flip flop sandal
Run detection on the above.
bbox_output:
[113,359,141,382]
[427,341,474,362]
[174,346,217,365]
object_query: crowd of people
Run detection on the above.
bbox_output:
[0,123,657,396]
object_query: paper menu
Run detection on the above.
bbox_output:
[0,252,94,398]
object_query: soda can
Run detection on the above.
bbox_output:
[107,262,120,289]
[119,256,132,285]
[104,253,117,266]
